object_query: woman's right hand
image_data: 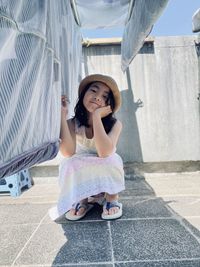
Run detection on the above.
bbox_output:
[93,105,112,119]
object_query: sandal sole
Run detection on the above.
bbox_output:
[101,203,122,220]
[65,204,94,221]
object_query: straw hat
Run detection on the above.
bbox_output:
[78,74,121,113]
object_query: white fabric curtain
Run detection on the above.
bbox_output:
[0,0,82,178]
[74,0,130,28]
[121,0,169,71]
[192,8,200,32]
[76,0,169,72]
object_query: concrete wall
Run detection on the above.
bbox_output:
[82,36,200,163]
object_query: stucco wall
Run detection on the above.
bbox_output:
[82,36,200,163]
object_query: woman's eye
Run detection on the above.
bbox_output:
[90,89,96,92]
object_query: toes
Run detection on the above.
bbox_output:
[103,207,119,215]
[76,207,85,216]
[69,208,76,216]
[108,207,119,215]
[69,207,85,216]
[103,209,109,215]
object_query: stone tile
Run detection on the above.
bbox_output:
[162,196,200,217]
[16,221,112,265]
[144,173,200,196]
[20,184,59,198]
[122,179,155,197]
[0,203,50,224]
[121,198,172,219]
[161,197,200,239]
[0,195,58,204]
[182,217,200,239]
[111,219,200,261]
[115,260,200,267]
[0,224,36,266]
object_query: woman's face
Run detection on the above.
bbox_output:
[83,82,110,113]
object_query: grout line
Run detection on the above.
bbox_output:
[12,262,113,267]
[116,217,174,221]
[9,257,200,266]
[115,257,200,264]
[120,194,200,199]
[43,216,178,225]
[11,212,48,266]
[180,221,200,244]
[190,199,200,204]
[61,217,175,223]
[170,195,200,198]
[5,215,200,227]
[107,221,115,267]
[144,173,200,178]
[1,217,179,227]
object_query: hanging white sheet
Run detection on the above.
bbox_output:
[0,0,82,178]
[192,8,200,33]
[121,0,169,71]
[74,0,130,28]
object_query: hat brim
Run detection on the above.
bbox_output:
[78,74,121,113]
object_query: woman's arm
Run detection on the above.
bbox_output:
[92,106,122,157]
[59,96,76,157]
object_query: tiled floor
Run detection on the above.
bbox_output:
[1,172,200,266]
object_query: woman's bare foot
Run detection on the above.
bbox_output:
[69,199,88,216]
[103,193,119,215]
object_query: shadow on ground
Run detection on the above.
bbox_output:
[51,172,200,267]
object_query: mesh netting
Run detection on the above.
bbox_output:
[0,0,82,178]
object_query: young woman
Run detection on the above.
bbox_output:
[49,74,125,221]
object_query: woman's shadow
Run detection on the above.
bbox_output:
[117,67,144,162]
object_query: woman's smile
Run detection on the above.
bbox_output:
[90,101,101,107]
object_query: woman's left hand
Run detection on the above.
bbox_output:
[61,95,69,118]
[93,105,112,118]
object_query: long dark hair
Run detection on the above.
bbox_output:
[73,82,117,133]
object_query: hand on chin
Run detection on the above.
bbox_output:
[93,105,112,118]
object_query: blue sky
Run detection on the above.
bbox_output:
[81,0,200,38]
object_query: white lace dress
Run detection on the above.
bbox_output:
[49,121,125,220]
